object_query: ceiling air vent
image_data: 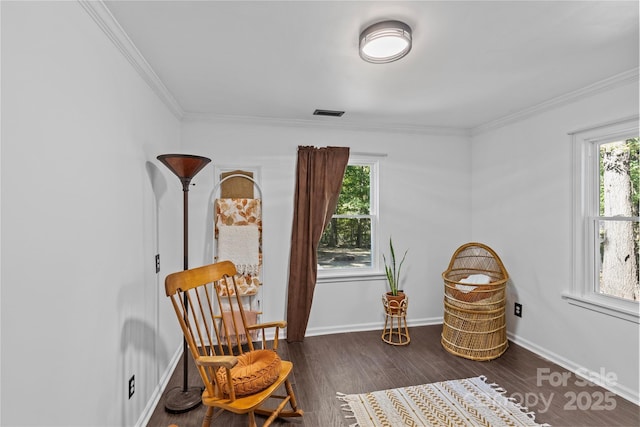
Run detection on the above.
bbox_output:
[313,109,345,117]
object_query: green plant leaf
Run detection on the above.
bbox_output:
[383,237,408,296]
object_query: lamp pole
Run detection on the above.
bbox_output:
[157,154,211,413]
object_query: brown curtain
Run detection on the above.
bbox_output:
[286,146,350,342]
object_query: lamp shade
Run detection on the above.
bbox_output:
[157,154,211,190]
[359,20,412,64]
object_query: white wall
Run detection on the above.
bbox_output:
[471,81,640,402]
[181,119,471,335]
[1,2,183,426]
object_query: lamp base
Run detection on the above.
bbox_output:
[164,386,203,414]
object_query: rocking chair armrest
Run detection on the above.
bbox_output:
[246,320,287,331]
[246,321,287,350]
[196,355,238,370]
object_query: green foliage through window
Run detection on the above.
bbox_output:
[318,164,374,270]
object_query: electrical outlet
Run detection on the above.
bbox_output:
[514,302,523,318]
[155,254,160,273]
[128,375,135,399]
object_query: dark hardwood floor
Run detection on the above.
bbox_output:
[147,325,639,427]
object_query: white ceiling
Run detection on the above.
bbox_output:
[103,1,639,132]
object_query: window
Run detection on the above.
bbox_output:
[566,117,639,323]
[317,158,379,277]
[597,138,639,300]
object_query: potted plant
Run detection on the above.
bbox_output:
[383,237,408,312]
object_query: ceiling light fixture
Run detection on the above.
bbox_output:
[359,20,412,64]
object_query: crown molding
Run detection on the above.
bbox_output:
[472,67,639,136]
[182,111,471,137]
[78,0,184,120]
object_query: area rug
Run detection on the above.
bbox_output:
[337,375,549,427]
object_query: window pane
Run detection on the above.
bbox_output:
[597,219,639,301]
[318,218,372,269]
[599,138,639,217]
[597,137,639,302]
[335,165,370,215]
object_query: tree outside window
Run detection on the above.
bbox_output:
[318,162,377,271]
[598,138,639,301]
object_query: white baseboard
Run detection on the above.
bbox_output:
[135,345,182,427]
[507,331,639,405]
[303,316,443,338]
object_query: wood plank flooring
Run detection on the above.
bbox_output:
[147,325,639,427]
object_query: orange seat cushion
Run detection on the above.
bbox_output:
[216,349,281,396]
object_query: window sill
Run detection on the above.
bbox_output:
[317,271,386,284]
[562,293,639,324]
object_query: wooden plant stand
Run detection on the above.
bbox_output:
[382,295,410,345]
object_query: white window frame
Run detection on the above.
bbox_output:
[317,155,383,282]
[564,116,639,323]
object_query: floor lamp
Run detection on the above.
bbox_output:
[157,153,211,413]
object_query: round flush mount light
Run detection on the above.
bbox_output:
[359,20,412,64]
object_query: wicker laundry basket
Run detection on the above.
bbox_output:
[441,242,509,361]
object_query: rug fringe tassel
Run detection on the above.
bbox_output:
[511,399,540,423]
[480,376,547,426]
[489,382,507,395]
[337,392,358,424]
[480,375,508,395]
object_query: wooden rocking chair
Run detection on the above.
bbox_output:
[165,261,303,427]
